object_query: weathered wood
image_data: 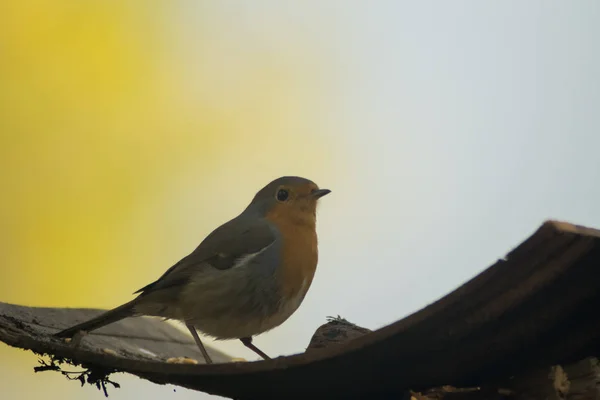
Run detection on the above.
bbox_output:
[1,220,600,399]
[504,357,600,400]
[0,302,231,364]
[308,318,600,400]
[405,357,600,400]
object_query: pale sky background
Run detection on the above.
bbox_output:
[3,1,600,399]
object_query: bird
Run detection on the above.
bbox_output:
[54,176,331,364]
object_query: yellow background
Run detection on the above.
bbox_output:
[0,2,339,399]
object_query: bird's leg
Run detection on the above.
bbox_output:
[186,323,213,364]
[70,330,87,348]
[240,337,271,360]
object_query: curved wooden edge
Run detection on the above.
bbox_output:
[2,219,600,399]
[544,219,600,237]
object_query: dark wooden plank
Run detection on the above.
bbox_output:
[1,219,600,399]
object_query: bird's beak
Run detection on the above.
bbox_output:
[311,189,331,199]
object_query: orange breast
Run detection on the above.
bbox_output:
[266,207,319,301]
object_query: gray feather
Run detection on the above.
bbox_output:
[134,214,276,297]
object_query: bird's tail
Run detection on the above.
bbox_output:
[54,300,138,338]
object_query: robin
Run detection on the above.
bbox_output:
[54,176,331,364]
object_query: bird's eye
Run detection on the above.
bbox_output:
[276,189,289,202]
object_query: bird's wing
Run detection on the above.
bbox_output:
[134,217,276,296]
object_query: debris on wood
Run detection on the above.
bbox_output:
[306,315,372,351]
